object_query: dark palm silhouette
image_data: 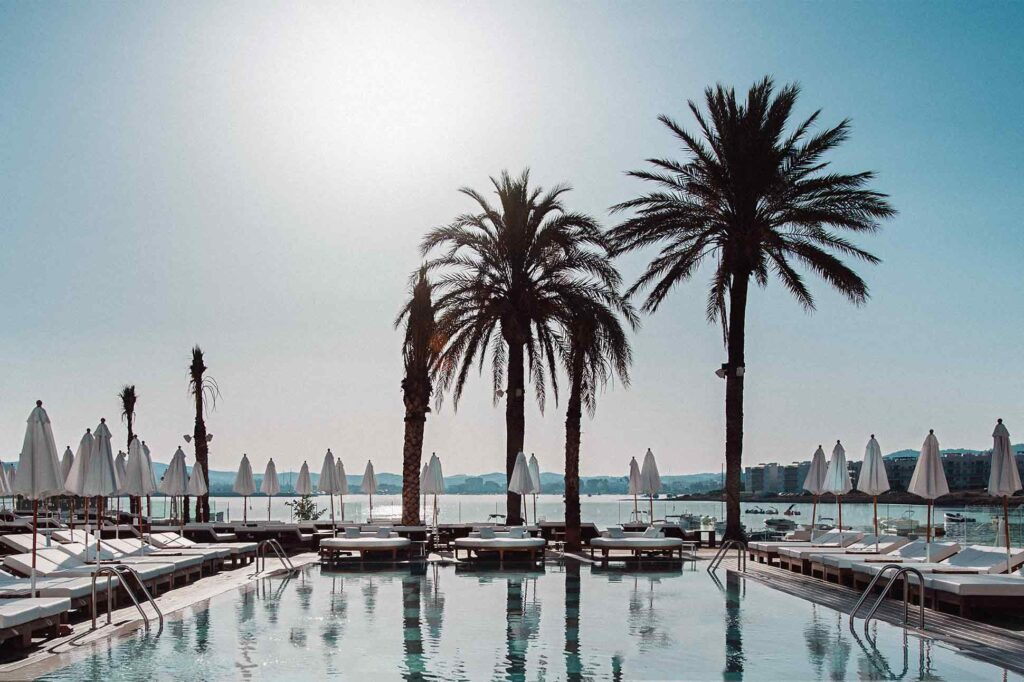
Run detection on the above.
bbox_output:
[395,267,442,525]
[560,294,634,551]
[119,384,138,514]
[609,78,894,540]
[189,346,219,522]
[423,169,618,524]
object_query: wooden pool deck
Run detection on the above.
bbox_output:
[711,552,1024,675]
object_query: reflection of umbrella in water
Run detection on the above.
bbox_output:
[423,564,445,642]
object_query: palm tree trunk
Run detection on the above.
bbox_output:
[194,394,209,523]
[127,416,138,515]
[723,272,749,542]
[401,389,426,526]
[564,364,583,552]
[506,341,526,526]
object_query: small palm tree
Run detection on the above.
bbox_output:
[395,266,442,525]
[119,384,138,514]
[189,346,219,522]
[609,77,895,540]
[423,169,619,524]
[560,293,635,551]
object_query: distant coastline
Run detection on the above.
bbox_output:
[675,490,1024,507]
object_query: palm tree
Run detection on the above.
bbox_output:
[560,294,634,551]
[119,384,138,514]
[189,346,219,522]
[395,266,442,525]
[609,78,895,540]
[423,169,618,525]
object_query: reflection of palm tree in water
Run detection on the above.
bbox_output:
[825,611,852,680]
[236,588,259,679]
[402,575,426,681]
[362,576,379,616]
[504,577,527,682]
[723,571,744,680]
[564,561,583,681]
[193,602,210,654]
[803,604,829,676]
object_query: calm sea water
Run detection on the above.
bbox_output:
[119,494,1024,546]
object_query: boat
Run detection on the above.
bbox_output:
[944,512,976,524]
[783,504,801,517]
[665,512,702,530]
[881,510,921,537]
[765,517,797,531]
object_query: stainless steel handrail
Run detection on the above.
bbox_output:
[257,539,296,572]
[90,567,119,629]
[707,539,746,573]
[115,565,164,630]
[849,563,925,633]
[90,564,165,630]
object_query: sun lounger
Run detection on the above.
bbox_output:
[801,536,910,579]
[453,528,546,565]
[0,597,70,648]
[778,535,909,574]
[854,545,1024,585]
[319,529,413,564]
[588,528,692,566]
[3,547,175,595]
[748,531,863,565]
[67,533,226,575]
[148,532,257,566]
[52,540,204,585]
[917,573,1024,618]
[834,541,961,589]
[0,574,119,616]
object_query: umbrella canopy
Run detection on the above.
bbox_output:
[335,457,349,495]
[64,429,94,496]
[123,437,157,497]
[83,419,119,498]
[508,452,535,495]
[60,447,74,490]
[527,454,541,494]
[423,453,445,495]
[13,402,64,500]
[857,436,890,496]
[319,449,344,493]
[908,431,949,500]
[159,447,189,496]
[0,462,10,496]
[186,463,209,496]
[233,454,257,496]
[803,446,829,495]
[114,451,128,494]
[639,449,661,496]
[628,457,641,495]
[989,419,1022,497]
[361,461,378,495]
[140,441,157,491]
[823,441,852,496]
[294,461,312,495]
[261,459,281,495]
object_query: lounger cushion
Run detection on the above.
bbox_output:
[924,574,1024,596]
[0,597,71,629]
[454,537,545,550]
[590,537,683,550]
[376,528,392,539]
[320,537,411,550]
[478,528,496,539]
[507,527,526,539]
[344,527,362,539]
[606,527,625,539]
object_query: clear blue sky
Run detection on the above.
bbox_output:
[1,1,1021,477]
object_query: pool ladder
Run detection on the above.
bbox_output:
[707,539,746,573]
[91,564,164,631]
[849,564,925,635]
[257,539,296,573]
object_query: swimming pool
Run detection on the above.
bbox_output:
[35,562,1023,680]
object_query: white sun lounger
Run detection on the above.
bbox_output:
[778,535,909,573]
[835,541,961,588]
[0,597,71,648]
[918,573,1024,617]
[52,541,204,584]
[855,545,1024,580]
[453,531,546,564]
[148,532,257,566]
[4,548,175,595]
[748,531,863,564]
[319,529,412,563]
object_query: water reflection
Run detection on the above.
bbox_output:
[423,564,445,643]
[564,561,583,681]
[402,574,425,681]
[504,576,527,682]
[724,571,744,680]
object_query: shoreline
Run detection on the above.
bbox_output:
[672,491,1024,507]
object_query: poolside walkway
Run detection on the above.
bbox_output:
[716,552,1024,675]
[0,552,319,680]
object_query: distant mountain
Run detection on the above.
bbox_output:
[884,443,1024,460]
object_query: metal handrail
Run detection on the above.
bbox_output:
[115,565,164,630]
[257,539,295,572]
[707,539,746,573]
[90,567,118,629]
[848,564,925,634]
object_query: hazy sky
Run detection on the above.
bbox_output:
[2,2,1022,478]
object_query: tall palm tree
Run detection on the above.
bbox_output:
[189,346,219,522]
[395,266,442,526]
[560,294,634,551]
[119,384,138,514]
[609,78,895,540]
[423,169,618,525]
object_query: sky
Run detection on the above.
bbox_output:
[1,1,1022,478]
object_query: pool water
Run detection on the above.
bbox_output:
[39,562,1022,681]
